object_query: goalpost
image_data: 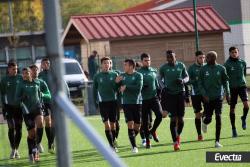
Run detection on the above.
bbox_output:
[42,0,126,167]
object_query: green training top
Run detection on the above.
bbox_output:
[16,79,50,114]
[188,63,204,95]
[159,61,189,95]
[137,66,159,100]
[224,57,247,88]
[93,71,118,103]
[0,74,22,106]
[119,72,143,104]
[198,64,230,100]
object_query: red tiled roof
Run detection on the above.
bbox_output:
[65,6,230,41]
[123,0,172,12]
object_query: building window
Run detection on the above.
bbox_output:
[35,46,46,59]
[0,48,6,64]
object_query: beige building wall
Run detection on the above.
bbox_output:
[110,33,225,69]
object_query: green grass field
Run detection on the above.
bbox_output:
[0,104,250,167]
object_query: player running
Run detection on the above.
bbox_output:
[116,59,143,153]
[224,46,249,137]
[0,62,23,159]
[159,50,189,151]
[137,53,162,148]
[199,51,230,148]
[93,57,119,152]
[188,51,206,141]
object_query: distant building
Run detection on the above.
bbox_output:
[62,6,229,71]
[124,0,250,69]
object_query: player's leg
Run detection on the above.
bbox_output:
[13,108,23,158]
[239,86,249,130]
[109,101,118,151]
[150,97,162,143]
[99,102,114,148]
[35,113,44,153]
[229,88,238,137]
[191,95,203,140]
[202,100,213,133]
[215,99,223,148]
[176,92,185,146]
[115,101,121,139]
[142,100,150,148]
[133,104,141,153]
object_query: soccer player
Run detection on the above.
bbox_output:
[159,50,189,151]
[30,64,52,153]
[224,46,249,137]
[188,51,206,141]
[198,51,230,148]
[137,53,162,148]
[38,58,56,153]
[115,59,143,153]
[0,62,23,159]
[16,67,51,163]
[109,60,121,146]
[93,57,119,152]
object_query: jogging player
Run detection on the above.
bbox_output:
[30,64,52,153]
[0,62,23,159]
[224,46,249,137]
[93,57,119,152]
[38,58,56,153]
[137,53,162,148]
[159,50,189,151]
[198,51,230,148]
[188,51,206,141]
[115,59,143,153]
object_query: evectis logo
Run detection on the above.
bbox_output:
[215,153,242,162]
[206,152,250,163]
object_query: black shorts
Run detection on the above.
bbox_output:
[203,98,223,118]
[191,95,204,113]
[122,104,141,124]
[99,101,117,123]
[162,91,185,118]
[43,103,52,117]
[23,110,43,130]
[4,105,23,121]
[230,86,248,108]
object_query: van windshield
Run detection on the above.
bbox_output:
[65,62,82,75]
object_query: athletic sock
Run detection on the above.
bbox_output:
[115,121,120,139]
[128,129,136,148]
[230,112,236,129]
[111,130,116,142]
[45,127,52,148]
[8,128,15,149]
[15,126,22,149]
[27,137,35,154]
[105,130,114,147]
[36,128,43,144]
[151,115,162,132]
[195,118,201,135]
[139,130,144,139]
[215,115,221,142]
[243,107,249,119]
[170,120,177,143]
[177,119,184,136]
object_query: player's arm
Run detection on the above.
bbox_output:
[40,80,51,101]
[182,65,189,84]
[187,66,195,85]
[92,75,98,104]
[221,67,230,96]
[198,68,207,98]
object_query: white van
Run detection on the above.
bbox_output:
[36,58,88,97]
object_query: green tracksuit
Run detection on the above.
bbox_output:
[0,74,22,106]
[16,79,51,114]
[198,64,230,100]
[159,61,189,95]
[93,71,118,103]
[119,72,143,104]
[188,63,204,95]
[34,78,51,103]
[137,67,159,100]
[224,57,247,88]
